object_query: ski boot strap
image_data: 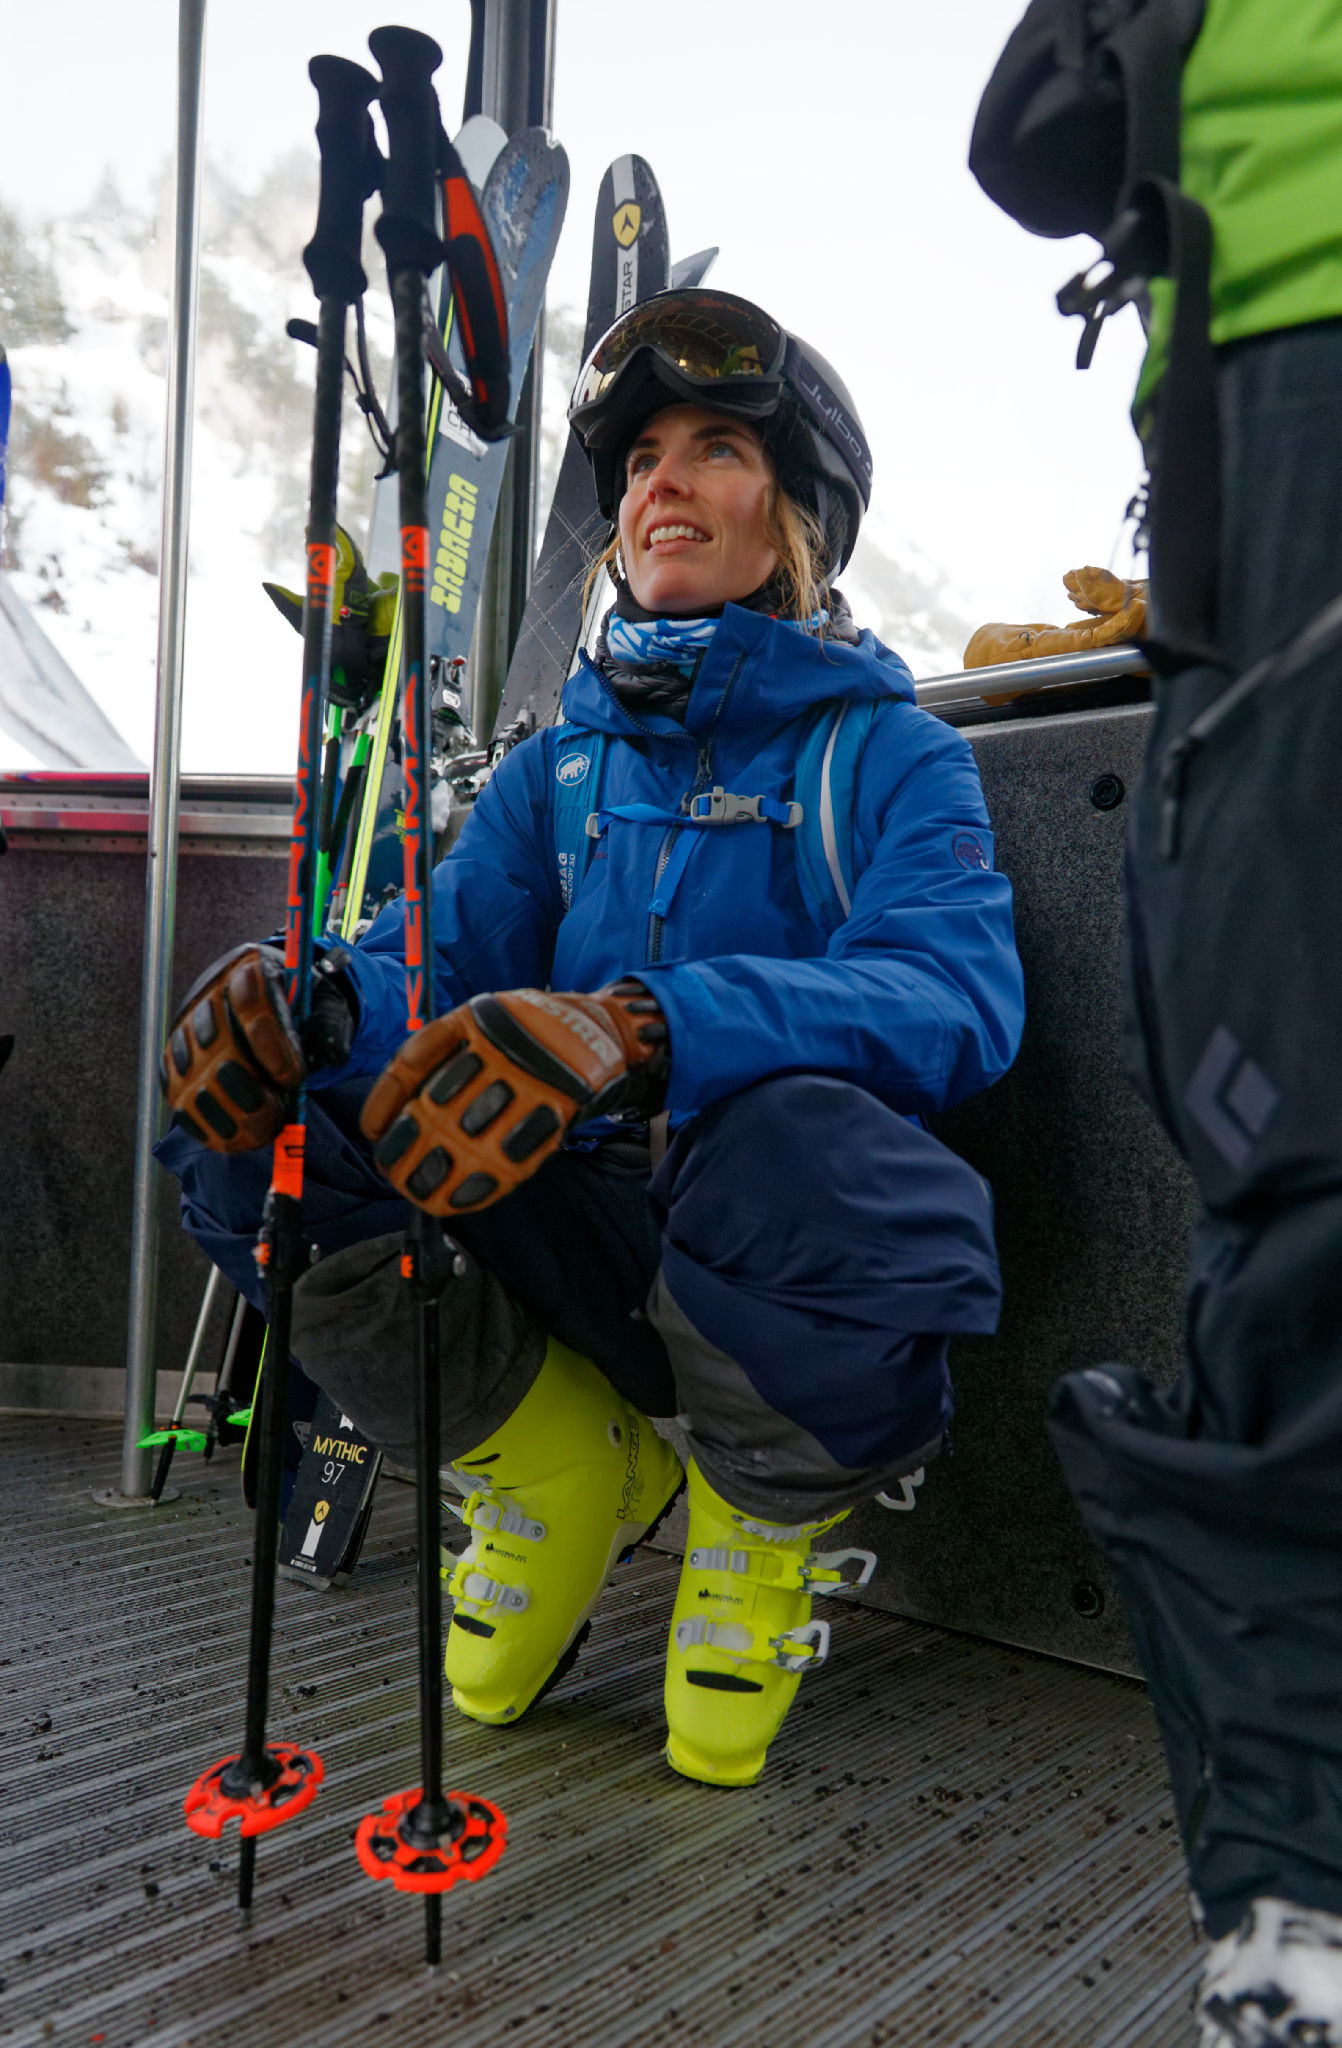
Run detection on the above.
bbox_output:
[673,1615,832,1674]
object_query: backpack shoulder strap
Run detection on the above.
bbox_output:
[549,724,608,913]
[793,698,879,939]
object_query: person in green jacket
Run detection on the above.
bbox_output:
[990,5,1342,2045]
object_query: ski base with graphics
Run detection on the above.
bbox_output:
[317,114,507,939]
[339,125,569,934]
[277,1393,382,1589]
[490,157,670,750]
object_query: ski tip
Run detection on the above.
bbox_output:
[671,247,719,291]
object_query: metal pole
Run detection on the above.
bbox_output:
[913,643,1149,712]
[469,0,555,742]
[117,0,207,1504]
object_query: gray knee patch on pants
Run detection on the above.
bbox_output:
[648,1272,937,1523]
[291,1232,546,1467]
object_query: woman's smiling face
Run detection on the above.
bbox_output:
[616,403,779,614]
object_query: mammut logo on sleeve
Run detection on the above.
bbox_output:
[952,832,990,871]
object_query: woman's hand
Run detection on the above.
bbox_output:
[160,945,355,1152]
[360,979,669,1215]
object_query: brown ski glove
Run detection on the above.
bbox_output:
[159,943,356,1153]
[360,978,670,1216]
[963,566,1148,669]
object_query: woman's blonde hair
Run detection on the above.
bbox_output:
[581,479,831,628]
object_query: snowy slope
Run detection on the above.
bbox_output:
[0,171,977,777]
[1,165,387,776]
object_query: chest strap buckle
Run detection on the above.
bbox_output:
[688,786,802,828]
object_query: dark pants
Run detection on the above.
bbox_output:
[159,1073,1000,1522]
[1048,318,1342,1937]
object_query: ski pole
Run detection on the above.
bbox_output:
[353,25,505,1965]
[200,1286,254,1454]
[140,1263,227,1497]
[182,53,380,1911]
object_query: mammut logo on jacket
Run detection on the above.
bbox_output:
[952,832,990,871]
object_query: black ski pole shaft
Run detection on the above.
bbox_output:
[370,21,453,1968]
[184,51,379,1911]
[235,265,347,1917]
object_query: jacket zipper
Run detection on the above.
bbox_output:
[644,656,746,964]
[646,739,712,963]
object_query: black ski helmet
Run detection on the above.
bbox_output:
[568,288,873,576]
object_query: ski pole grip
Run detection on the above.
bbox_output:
[369,25,446,277]
[304,56,380,305]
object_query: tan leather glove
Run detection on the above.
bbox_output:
[160,944,355,1153]
[360,979,670,1216]
[963,566,1148,670]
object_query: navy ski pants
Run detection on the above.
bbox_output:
[158,1072,1000,1521]
[1048,318,1342,1938]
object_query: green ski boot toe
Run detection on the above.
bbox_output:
[442,1336,683,1726]
[663,1459,876,1787]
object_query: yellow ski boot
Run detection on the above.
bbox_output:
[664,1459,876,1787]
[442,1337,683,1725]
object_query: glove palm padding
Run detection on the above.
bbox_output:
[360,982,669,1216]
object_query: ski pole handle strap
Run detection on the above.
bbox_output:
[304,56,381,304]
[370,25,447,277]
[360,983,670,1215]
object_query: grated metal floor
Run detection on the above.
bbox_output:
[0,1415,1199,2048]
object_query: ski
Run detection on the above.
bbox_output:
[490,156,671,749]
[242,117,514,1550]
[339,124,569,934]
[277,1393,382,1588]
[671,247,719,291]
[253,128,568,1576]
[363,114,507,580]
[317,114,508,939]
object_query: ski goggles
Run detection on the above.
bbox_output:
[570,288,873,507]
[570,290,789,430]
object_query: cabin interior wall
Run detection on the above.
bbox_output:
[0,844,284,1379]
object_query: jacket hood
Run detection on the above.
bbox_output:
[560,599,916,740]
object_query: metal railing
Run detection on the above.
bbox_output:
[0,775,292,847]
[915,642,1149,713]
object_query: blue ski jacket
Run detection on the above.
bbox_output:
[319,603,1025,1123]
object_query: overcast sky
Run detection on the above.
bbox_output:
[0,0,1147,633]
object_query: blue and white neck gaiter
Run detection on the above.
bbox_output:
[604,613,720,676]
